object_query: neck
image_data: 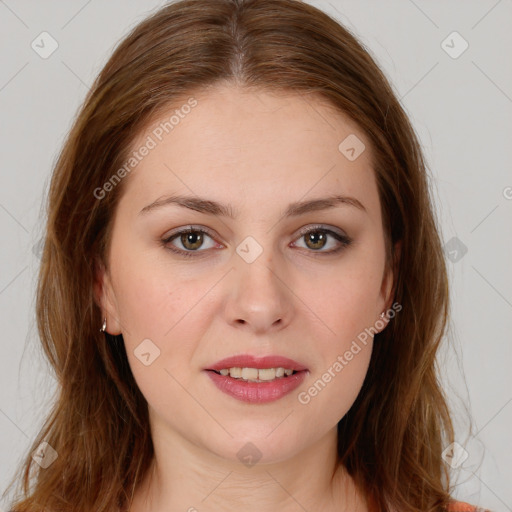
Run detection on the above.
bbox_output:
[129,417,367,512]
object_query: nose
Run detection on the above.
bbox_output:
[224,250,294,335]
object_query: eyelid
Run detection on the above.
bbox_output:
[162,224,219,242]
[294,223,347,239]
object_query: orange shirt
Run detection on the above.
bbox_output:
[446,500,491,512]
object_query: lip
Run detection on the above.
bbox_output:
[205,354,308,372]
[204,354,309,404]
[205,368,308,403]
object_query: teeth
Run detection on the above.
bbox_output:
[230,367,242,378]
[216,367,297,382]
[256,368,276,381]
[241,367,258,380]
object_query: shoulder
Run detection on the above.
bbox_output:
[445,499,492,512]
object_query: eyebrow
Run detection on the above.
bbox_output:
[139,193,367,218]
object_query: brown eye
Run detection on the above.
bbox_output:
[304,231,328,250]
[293,226,352,254]
[180,231,204,250]
[162,226,218,257]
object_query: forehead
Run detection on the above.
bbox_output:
[119,84,379,220]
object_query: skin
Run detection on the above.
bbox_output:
[95,83,396,512]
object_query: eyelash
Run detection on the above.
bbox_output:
[161,224,352,259]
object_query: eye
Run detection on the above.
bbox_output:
[292,225,352,254]
[161,226,221,257]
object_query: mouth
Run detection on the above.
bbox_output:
[205,354,308,383]
[204,355,309,403]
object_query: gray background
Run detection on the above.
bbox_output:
[0,1,511,510]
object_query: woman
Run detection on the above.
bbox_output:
[5,0,490,511]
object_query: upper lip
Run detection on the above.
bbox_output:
[206,354,308,372]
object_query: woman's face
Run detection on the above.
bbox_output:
[96,84,395,465]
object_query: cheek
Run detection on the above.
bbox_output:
[110,246,221,373]
[112,264,207,413]
[300,253,384,344]
[297,336,373,433]
[110,236,206,339]
[291,253,380,418]
[114,269,178,340]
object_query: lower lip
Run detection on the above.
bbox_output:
[205,370,308,403]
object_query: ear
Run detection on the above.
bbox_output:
[93,256,123,335]
[376,240,401,331]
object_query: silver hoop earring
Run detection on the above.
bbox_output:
[100,317,107,333]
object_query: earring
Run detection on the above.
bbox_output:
[380,312,386,318]
[100,317,107,333]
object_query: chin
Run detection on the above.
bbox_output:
[200,426,307,467]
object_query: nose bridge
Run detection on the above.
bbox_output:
[226,234,293,332]
[235,228,286,286]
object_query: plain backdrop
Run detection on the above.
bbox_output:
[0,1,511,510]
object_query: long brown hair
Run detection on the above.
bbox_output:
[6,1,458,510]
